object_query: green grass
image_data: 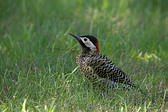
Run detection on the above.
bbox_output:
[0,0,168,111]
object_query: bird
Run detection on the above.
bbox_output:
[69,33,134,90]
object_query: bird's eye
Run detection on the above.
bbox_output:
[84,38,87,41]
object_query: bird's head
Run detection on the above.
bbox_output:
[69,33,100,53]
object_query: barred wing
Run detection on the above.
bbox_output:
[88,54,133,86]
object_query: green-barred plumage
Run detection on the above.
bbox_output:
[77,51,133,87]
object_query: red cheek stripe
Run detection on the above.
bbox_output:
[96,42,100,53]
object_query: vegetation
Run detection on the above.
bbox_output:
[0,0,168,111]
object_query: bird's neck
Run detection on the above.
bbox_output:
[81,50,99,56]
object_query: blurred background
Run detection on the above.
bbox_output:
[0,0,168,71]
[0,0,168,111]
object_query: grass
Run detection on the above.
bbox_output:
[0,0,168,111]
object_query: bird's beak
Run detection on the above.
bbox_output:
[69,33,90,51]
[69,33,81,41]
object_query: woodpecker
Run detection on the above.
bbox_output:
[69,33,134,89]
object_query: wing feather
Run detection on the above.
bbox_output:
[88,54,132,86]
